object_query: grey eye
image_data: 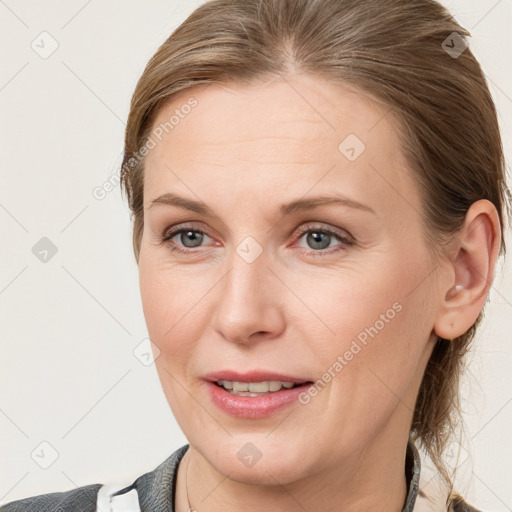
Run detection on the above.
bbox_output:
[178,230,205,248]
[304,231,332,250]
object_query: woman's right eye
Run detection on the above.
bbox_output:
[161,226,213,254]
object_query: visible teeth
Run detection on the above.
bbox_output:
[216,380,301,394]
[269,381,283,392]
[233,382,249,392]
[248,382,269,392]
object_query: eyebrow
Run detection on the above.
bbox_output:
[148,192,376,216]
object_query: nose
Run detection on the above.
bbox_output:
[211,243,286,345]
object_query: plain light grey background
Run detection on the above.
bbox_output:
[0,0,511,509]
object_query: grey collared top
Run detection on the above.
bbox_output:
[0,441,481,511]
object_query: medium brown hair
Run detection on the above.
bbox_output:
[120,0,510,500]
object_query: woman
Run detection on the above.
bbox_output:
[1,0,508,511]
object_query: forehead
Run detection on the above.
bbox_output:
[143,74,421,220]
[149,75,392,154]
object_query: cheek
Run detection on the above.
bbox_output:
[139,260,203,423]
[290,259,406,345]
[138,255,200,361]
[297,256,432,395]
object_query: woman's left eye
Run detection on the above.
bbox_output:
[161,223,354,256]
[294,224,354,256]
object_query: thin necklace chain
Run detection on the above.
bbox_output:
[185,449,195,512]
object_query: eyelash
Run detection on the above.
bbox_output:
[160,223,355,257]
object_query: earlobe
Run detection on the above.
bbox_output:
[433,199,501,340]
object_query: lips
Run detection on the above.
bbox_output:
[202,370,313,384]
[204,380,314,418]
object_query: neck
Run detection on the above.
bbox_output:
[175,426,410,512]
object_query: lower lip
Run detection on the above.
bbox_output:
[204,381,313,419]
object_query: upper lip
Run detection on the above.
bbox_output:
[202,370,313,384]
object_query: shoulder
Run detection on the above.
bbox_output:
[0,444,190,512]
[448,493,483,512]
[130,443,189,510]
[414,488,484,512]
[0,483,102,512]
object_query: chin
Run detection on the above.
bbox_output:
[197,436,309,485]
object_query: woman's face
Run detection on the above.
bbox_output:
[138,74,444,483]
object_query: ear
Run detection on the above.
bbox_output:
[433,199,502,340]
